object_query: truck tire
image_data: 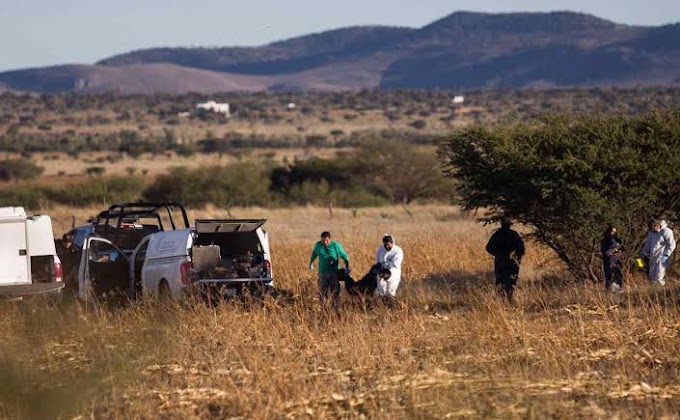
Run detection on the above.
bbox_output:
[158,280,172,302]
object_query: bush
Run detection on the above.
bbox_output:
[0,160,44,182]
[85,166,106,176]
[0,188,49,209]
[438,110,680,279]
[285,180,388,207]
[271,139,453,206]
[49,176,145,207]
[0,176,145,209]
[355,139,454,204]
[144,163,271,210]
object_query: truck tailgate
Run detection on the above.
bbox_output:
[0,282,64,298]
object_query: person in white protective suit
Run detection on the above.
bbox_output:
[639,220,676,286]
[375,234,404,298]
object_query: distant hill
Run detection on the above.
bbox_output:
[99,26,414,76]
[1,11,679,93]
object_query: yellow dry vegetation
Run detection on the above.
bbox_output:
[1,148,355,177]
[1,205,679,418]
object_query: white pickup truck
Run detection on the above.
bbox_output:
[63,202,274,304]
[130,219,273,300]
[0,207,64,299]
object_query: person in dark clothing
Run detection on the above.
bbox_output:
[485,217,525,300]
[600,225,624,291]
[338,264,391,298]
[55,232,79,291]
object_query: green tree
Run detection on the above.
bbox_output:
[143,163,271,214]
[438,110,680,279]
[358,139,453,205]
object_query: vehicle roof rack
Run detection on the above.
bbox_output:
[95,202,190,231]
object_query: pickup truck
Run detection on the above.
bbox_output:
[59,203,273,304]
[131,219,273,300]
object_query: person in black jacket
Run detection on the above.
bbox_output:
[600,225,624,291]
[486,217,525,301]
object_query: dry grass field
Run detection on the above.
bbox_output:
[0,148,356,178]
[2,205,680,418]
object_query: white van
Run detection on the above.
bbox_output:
[130,219,273,300]
[0,207,63,299]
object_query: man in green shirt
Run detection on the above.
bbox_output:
[309,231,350,308]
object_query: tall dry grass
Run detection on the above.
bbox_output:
[2,205,680,418]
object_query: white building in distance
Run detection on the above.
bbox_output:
[196,101,230,117]
[452,96,465,105]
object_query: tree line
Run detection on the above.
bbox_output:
[0,139,453,209]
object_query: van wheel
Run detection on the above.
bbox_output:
[158,280,172,302]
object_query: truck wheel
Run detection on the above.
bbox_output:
[158,280,172,302]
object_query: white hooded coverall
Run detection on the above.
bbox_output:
[640,221,676,285]
[375,240,404,297]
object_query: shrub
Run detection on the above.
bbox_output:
[0,176,145,209]
[85,167,106,176]
[50,176,145,207]
[356,139,454,204]
[144,163,271,211]
[0,160,44,183]
[0,187,49,209]
[410,119,427,130]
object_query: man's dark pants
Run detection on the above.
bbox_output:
[494,258,519,299]
[318,272,341,308]
[603,257,623,289]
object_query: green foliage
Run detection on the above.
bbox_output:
[0,176,145,208]
[0,188,50,209]
[0,159,44,182]
[271,138,452,206]
[356,139,454,204]
[143,163,271,210]
[48,176,146,207]
[286,180,389,207]
[438,110,680,278]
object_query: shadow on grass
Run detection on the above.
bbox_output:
[411,270,678,315]
[421,270,495,292]
[409,270,496,312]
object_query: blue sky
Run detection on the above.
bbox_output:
[1,0,679,71]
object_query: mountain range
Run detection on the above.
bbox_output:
[1,11,679,94]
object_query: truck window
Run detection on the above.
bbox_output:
[88,241,120,263]
[30,256,53,283]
